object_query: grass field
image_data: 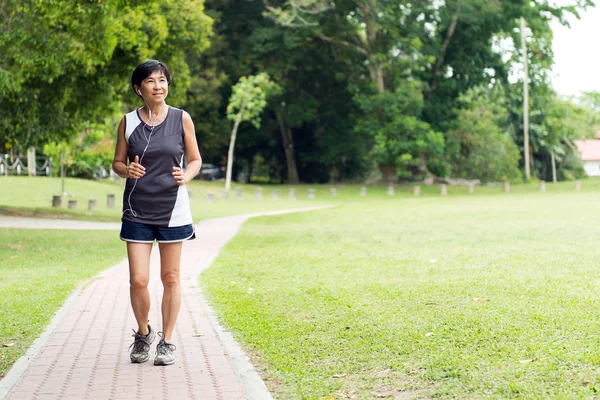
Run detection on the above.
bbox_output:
[0,176,335,221]
[4,175,600,398]
[0,229,125,379]
[201,189,600,399]
[0,175,597,222]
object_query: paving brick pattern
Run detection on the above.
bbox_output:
[5,215,252,400]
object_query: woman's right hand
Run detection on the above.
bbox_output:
[127,155,146,179]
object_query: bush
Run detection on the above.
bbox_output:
[43,126,114,179]
[446,87,521,183]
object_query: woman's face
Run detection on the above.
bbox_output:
[137,70,169,102]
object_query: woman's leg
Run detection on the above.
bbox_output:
[158,242,183,341]
[127,242,153,334]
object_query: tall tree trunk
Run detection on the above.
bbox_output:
[360,3,395,181]
[381,164,397,184]
[276,110,300,183]
[431,13,459,91]
[368,61,385,94]
[521,17,531,181]
[551,150,557,183]
[368,61,395,181]
[225,103,245,190]
[246,156,254,183]
[362,2,384,95]
[368,55,392,181]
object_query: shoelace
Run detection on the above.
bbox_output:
[156,332,176,355]
[129,329,150,353]
[156,341,176,355]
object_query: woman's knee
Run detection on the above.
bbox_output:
[161,271,180,288]
[130,275,149,289]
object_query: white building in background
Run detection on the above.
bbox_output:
[575,132,600,177]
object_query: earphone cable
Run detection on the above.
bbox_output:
[123,103,163,218]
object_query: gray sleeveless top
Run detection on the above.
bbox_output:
[122,106,193,227]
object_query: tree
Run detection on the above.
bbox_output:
[354,81,444,181]
[244,24,318,184]
[225,73,280,190]
[265,0,442,181]
[539,95,600,182]
[446,86,521,182]
[204,0,369,183]
[204,0,593,183]
[417,0,593,178]
[0,0,212,153]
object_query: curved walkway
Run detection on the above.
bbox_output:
[0,216,121,230]
[0,206,333,400]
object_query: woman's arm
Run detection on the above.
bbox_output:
[112,117,145,179]
[172,111,202,185]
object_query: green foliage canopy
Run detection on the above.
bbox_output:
[227,73,280,128]
[2,0,598,184]
[446,86,521,182]
[0,0,212,151]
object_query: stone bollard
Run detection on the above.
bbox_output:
[68,199,77,210]
[440,184,447,196]
[308,188,315,199]
[360,186,367,196]
[52,195,62,208]
[504,182,510,193]
[220,190,229,200]
[468,183,474,194]
[107,193,116,209]
[540,181,546,192]
[235,187,243,200]
[289,188,296,200]
[330,188,337,197]
[413,186,421,196]
[206,192,214,203]
[272,189,279,200]
[255,187,263,200]
[387,185,395,196]
[575,180,581,191]
[88,199,97,211]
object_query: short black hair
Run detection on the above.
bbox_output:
[131,60,172,96]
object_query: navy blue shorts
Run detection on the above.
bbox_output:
[120,219,196,243]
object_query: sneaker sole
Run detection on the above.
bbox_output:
[131,355,150,363]
[154,359,175,366]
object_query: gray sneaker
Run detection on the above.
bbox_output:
[129,324,156,363]
[154,334,176,366]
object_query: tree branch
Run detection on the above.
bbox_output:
[319,34,369,55]
[357,2,376,46]
[430,13,458,91]
[263,0,331,27]
[0,0,8,24]
[434,14,458,77]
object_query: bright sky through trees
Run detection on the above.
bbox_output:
[551,1,600,95]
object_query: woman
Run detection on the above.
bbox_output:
[112,60,202,366]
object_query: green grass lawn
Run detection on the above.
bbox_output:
[0,229,125,379]
[2,176,597,223]
[0,176,336,222]
[201,190,600,399]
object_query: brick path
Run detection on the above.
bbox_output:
[0,207,331,400]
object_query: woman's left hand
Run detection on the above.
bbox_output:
[172,166,187,186]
